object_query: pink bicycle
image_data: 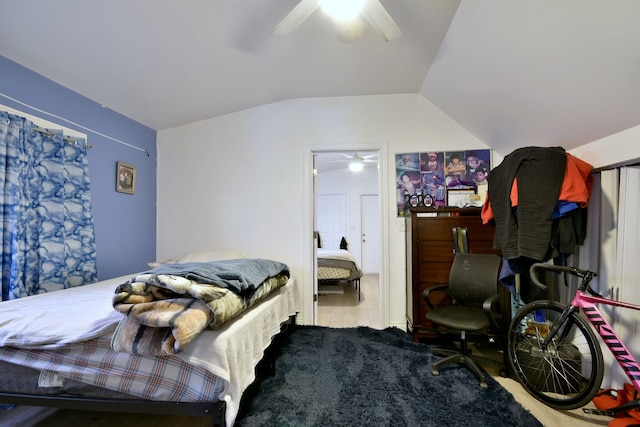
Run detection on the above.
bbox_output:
[507,263,640,414]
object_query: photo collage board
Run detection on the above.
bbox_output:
[395,149,491,216]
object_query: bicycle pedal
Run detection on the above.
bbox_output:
[582,408,615,417]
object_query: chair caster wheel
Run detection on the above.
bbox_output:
[480,381,488,389]
[432,369,439,376]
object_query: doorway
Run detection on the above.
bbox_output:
[314,150,381,328]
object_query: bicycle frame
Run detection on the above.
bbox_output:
[571,289,640,392]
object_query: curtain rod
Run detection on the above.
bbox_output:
[32,125,93,148]
[0,92,150,156]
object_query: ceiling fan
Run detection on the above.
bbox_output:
[319,152,378,172]
[272,0,403,42]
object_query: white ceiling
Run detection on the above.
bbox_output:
[1,0,639,159]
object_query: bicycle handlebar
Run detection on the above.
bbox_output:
[529,263,597,291]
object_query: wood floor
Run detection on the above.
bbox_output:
[317,273,381,329]
[1,274,611,426]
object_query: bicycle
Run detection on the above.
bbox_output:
[506,263,640,417]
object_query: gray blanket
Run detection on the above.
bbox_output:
[147,258,289,294]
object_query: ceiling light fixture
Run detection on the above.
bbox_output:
[272,0,402,42]
[335,17,365,43]
[349,158,364,172]
[319,0,365,22]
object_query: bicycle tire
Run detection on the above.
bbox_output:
[507,300,604,410]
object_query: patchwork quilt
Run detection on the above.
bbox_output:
[111,258,289,356]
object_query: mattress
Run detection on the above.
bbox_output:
[317,248,363,282]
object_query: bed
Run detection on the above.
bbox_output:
[317,247,363,299]
[0,254,299,427]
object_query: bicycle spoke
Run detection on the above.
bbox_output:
[507,301,603,410]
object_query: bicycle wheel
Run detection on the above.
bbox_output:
[507,300,604,410]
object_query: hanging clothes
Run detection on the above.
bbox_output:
[486,146,567,261]
[482,153,592,219]
[481,146,593,297]
[0,111,97,300]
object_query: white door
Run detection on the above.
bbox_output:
[317,194,347,250]
[312,154,319,324]
[361,194,380,273]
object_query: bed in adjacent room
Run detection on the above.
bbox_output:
[0,251,299,427]
[317,240,363,299]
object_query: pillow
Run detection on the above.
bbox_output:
[178,249,245,263]
[147,258,179,268]
[148,250,245,268]
[340,237,348,250]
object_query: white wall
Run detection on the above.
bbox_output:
[157,93,489,327]
[569,124,640,169]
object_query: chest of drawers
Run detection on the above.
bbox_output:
[405,208,505,342]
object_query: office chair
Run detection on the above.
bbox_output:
[423,253,503,388]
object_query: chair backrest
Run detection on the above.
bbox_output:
[447,253,502,305]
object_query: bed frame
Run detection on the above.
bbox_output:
[0,315,296,427]
[317,248,363,300]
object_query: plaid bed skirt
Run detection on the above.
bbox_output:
[0,334,225,402]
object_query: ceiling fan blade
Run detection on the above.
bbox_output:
[272,0,321,36]
[361,0,403,41]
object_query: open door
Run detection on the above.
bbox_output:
[305,143,389,328]
[312,153,319,324]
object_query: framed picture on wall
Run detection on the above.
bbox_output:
[116,161,136,194]
[446,188,475,208]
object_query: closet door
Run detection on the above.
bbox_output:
[613,167,640,388]
[361,194,379,273]
[580,170,618,388]
[317,194,347,250]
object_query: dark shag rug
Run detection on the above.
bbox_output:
[236,326,542,427]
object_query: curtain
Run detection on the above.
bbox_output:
[0,111,97,300]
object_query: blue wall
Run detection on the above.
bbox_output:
[0,56,157,281]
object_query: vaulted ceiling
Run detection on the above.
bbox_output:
[1,1,639,158]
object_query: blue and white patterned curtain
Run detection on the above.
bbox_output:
[0,111,97,300]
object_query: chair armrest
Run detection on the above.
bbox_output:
[482,293,502,330]
[423,285,449,309]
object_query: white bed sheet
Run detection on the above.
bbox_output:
[0,274,131,348]
[180,277,299,426]
[317,248,360,265]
